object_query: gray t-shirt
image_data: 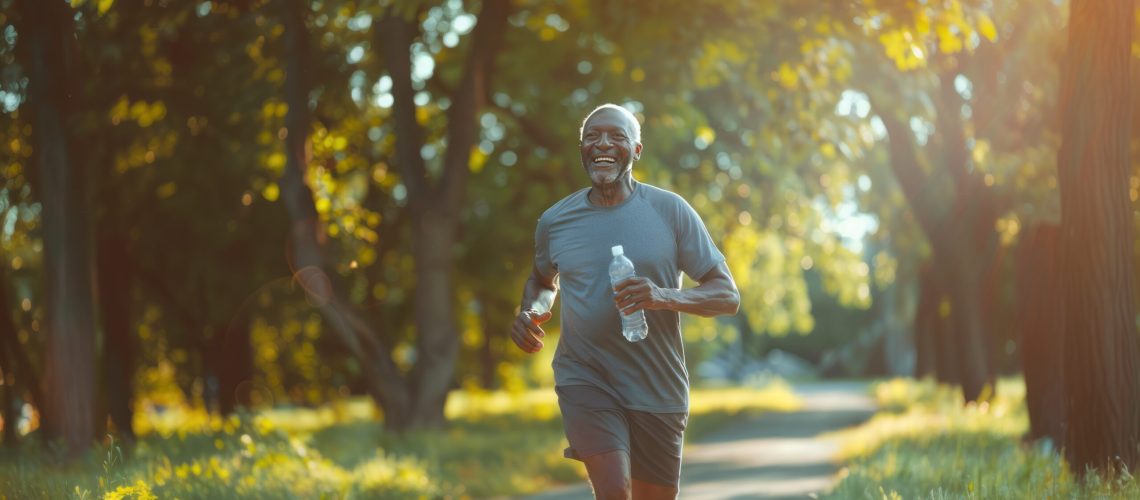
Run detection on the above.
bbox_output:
[534,180,726,412]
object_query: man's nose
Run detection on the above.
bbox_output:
[598,133,614,147]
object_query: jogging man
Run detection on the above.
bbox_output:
[512,103,740,499]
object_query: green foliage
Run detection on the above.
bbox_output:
[2,383,800,498]
[4,0,1138,460]
[827,378,1140,499]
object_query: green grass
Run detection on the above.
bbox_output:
[1,380,800,499]
[826,378,1140,499]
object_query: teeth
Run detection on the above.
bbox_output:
[594,156,616,163]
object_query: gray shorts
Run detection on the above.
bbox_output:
[556,385,688,487]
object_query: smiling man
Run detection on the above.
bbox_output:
[511,104,740,499]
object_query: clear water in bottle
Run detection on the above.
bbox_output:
[609,245,648,342]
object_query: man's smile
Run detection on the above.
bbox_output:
[592,155,618,166]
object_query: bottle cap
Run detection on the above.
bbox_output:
[611,245,624,256]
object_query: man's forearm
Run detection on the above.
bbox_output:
[521,275,558,313]
[659,279,739,317]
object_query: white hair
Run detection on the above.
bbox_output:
[579,103,642,143]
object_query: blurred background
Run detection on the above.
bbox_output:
[1,0,1139,497]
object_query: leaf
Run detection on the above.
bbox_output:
[156,182,177,199]
[98,0,114,15]
[695,125,716,146]
[976,13,997,42]
[609,57,626,74]
[936,24,963,54]
[776,62,798,89]
[821,142,836,160]
[468,146,487,173]
[915,11,931,35]
[262,183,280,202]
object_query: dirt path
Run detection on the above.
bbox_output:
[522,381,876,500]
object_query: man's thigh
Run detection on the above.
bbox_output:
[556,385,688,488]
[556,385,631,460]
[628,409,688,488]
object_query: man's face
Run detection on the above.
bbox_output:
[580,109,643,186]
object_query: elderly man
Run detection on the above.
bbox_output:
[512,104,740,499]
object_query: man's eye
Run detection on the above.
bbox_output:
[615,135,627,140]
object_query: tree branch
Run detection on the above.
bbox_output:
[874,104,949,250]
[935,68,972,201]
[439,0,511,213]
[379,8,430,205]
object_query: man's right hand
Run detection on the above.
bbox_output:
[512,309,552,353]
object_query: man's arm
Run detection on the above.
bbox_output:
[614,261,739,317]
[521,265,559,314]
[511,265,559,353]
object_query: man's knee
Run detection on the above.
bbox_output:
[583,450,631,500]
[632,478,678,499]
[590,475,631,500]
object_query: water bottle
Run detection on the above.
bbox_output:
[609,245,649,342]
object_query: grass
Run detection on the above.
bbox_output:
[0,380,800,499]
[826,377,1140,499]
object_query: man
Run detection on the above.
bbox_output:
[511,103,740,499]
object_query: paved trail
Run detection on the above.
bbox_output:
[523,381,876,500]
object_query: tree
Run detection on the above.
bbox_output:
[851,0,1069,401]
[17,0,97,455]
[875,90,996,402]
[1015,223,1064,446]
[95,223,134,441]
[277,0,510,430]
[380,0,511,426]
[1056,0,1140,474]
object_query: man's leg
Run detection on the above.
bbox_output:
[582,449,632,500]
[627,410,687,500]
[632,479,677,499]
[556,386,634,499]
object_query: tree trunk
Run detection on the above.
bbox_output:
[407,211,460,426]
[215,316,252,415]
[377,0,510,427]
[939,250,991,401]
[876,108,993,402]
[96,230,135,442]
[933,70,995,401]
[279,0,412,430]
[914,265,938,378]
[931,290,960,386]
[20,0,97,456]
[1056,0,1140,474]
[1016,223,1065,445]
[987,251,1019,376]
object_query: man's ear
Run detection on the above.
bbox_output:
[634,142,643,160]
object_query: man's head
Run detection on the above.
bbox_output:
[579,104,643,187]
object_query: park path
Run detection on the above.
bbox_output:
[522,380,877,500]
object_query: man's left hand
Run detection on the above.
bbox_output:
[613,276,672,315]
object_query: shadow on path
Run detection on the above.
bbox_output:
[522,380,877,500]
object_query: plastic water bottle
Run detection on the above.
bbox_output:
[609,245,648,342]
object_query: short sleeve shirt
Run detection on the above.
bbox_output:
[534,180,726,412]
